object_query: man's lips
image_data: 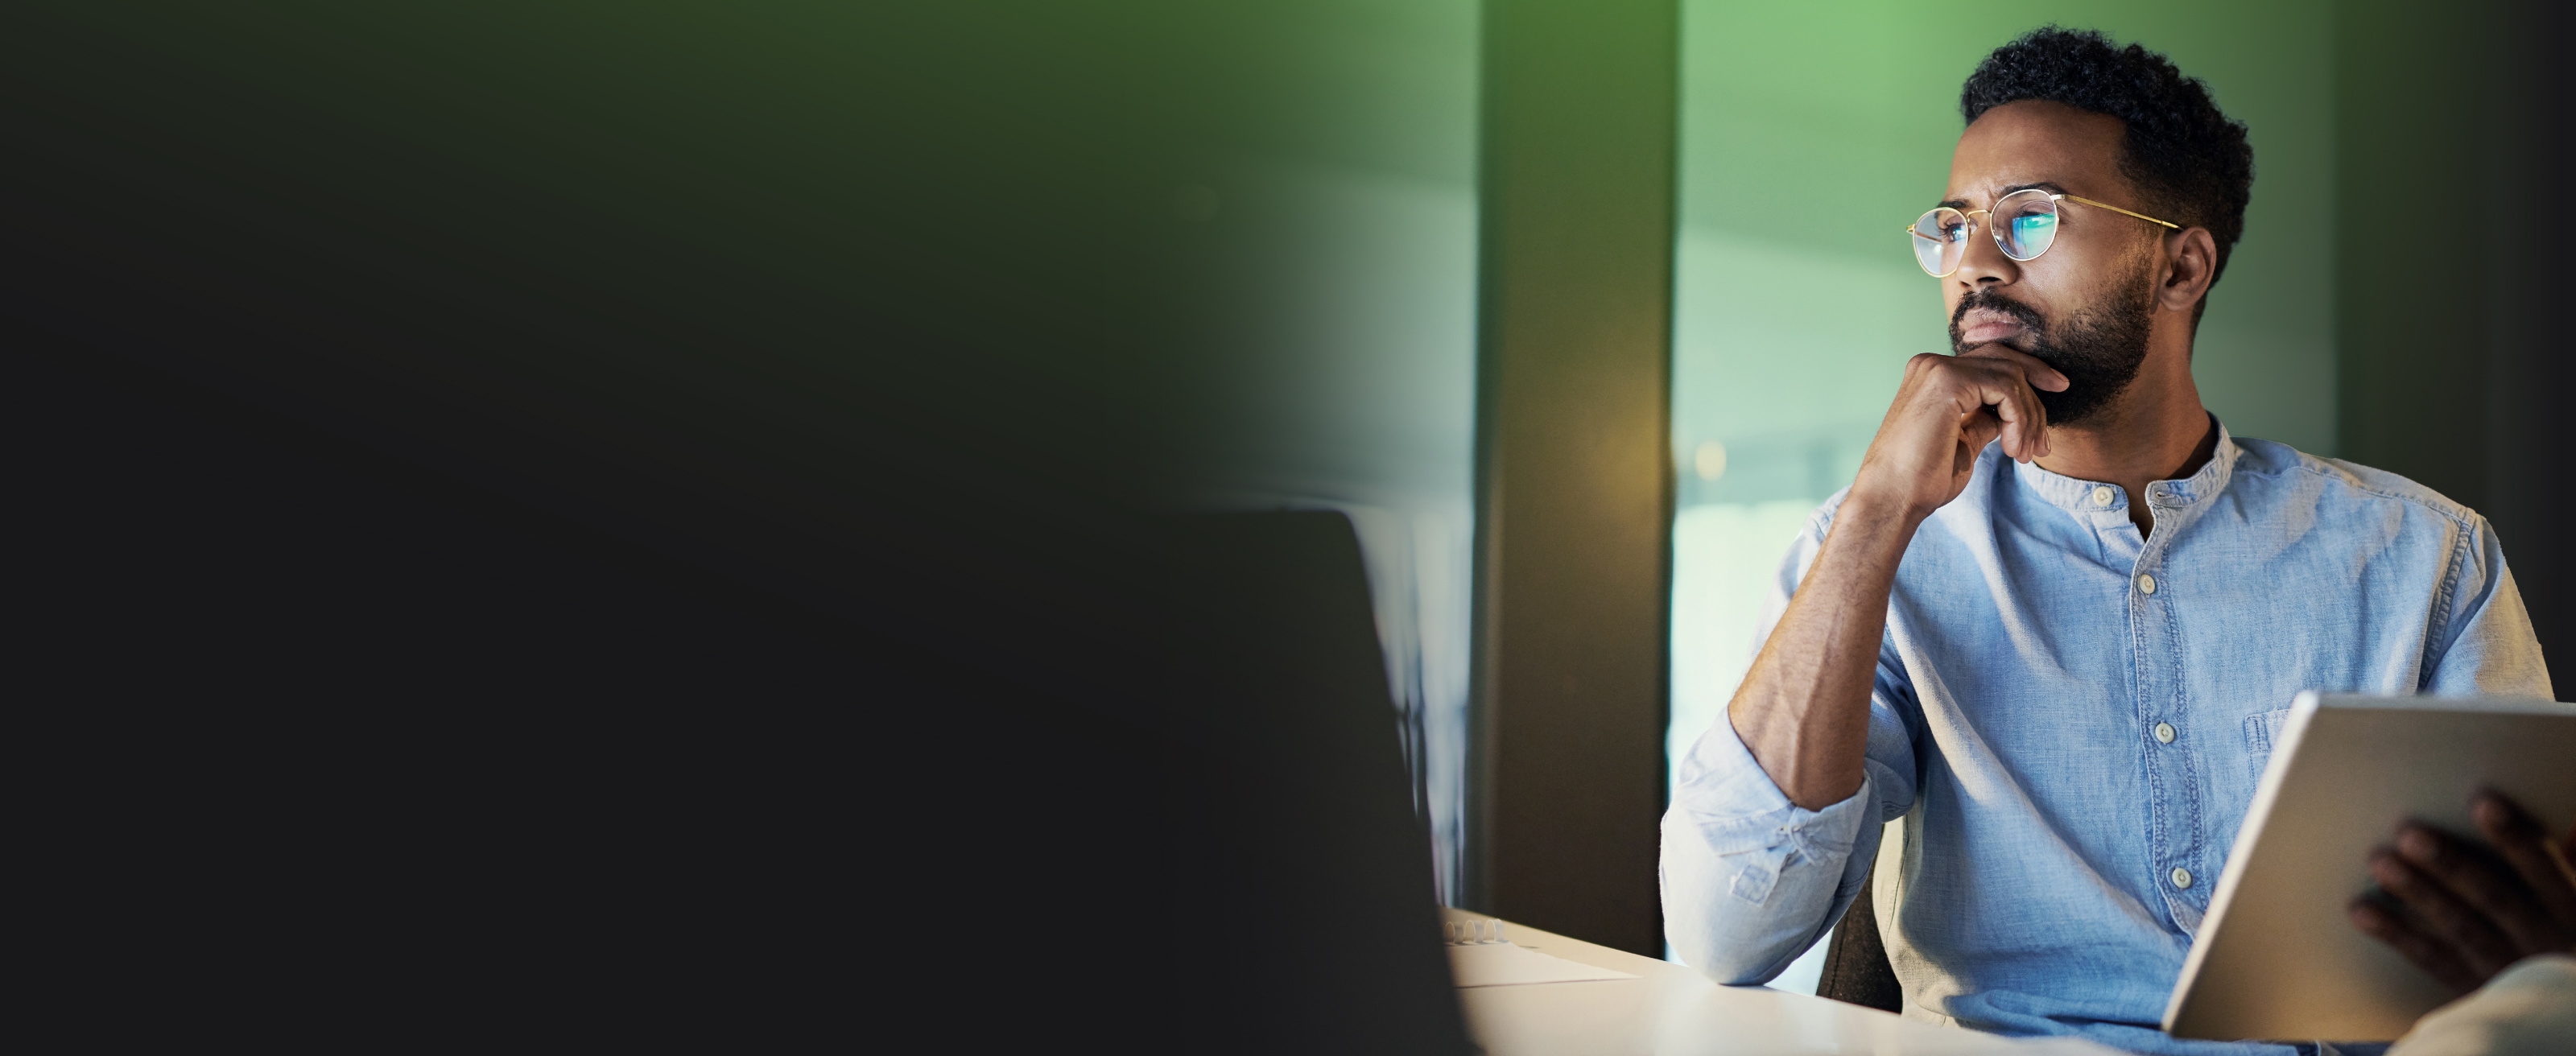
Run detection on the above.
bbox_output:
[1955,309,2029,344]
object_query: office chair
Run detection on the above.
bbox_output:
[1815,852,1902,1012]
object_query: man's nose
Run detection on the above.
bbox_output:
[1953,218,2019,289]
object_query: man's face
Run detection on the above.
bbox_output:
[1941,100,2166,427]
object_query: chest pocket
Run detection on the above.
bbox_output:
[2242,707,2295,786]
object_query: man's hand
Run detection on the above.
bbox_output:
[1847,347,2068,524]
[1724,345,2068,810]
[2350,791,2576,996]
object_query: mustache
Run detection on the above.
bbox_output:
[1951,288,2047,338]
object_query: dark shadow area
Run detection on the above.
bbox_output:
[8,318,1180,1045]
[0,2,1190,1045]
[0,6,1473,1047]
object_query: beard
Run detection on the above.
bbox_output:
[1948,264,2157,428]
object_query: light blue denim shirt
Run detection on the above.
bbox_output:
[1661,424,2552,1055]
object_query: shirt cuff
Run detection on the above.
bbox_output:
[1670,716,1871,905]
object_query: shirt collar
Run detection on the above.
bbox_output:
[2010,417,2237,513]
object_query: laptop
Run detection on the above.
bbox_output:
[1163,511,1475,1056]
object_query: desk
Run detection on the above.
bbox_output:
[1445,909,2123,1055]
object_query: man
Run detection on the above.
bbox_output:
[1659,27,2575,1056]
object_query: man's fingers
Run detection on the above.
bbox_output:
[1958,407,2004,470]
[1952,362,2050,463]
[1955,343,2070,392]
[2374,846,2524,979]
[2471,793,2576,933]
[2399,822,2568,955]
[2351,897,2485,996]
[2021,377,2050,460]
[1986,368,2048,463]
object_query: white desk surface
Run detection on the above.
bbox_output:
[1445,908,2124,1056]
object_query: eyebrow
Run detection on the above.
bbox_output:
[1938,180,2070,210]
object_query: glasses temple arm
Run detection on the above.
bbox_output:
[2062,194,2180,229]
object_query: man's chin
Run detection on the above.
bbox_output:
[2035,386,2126,429]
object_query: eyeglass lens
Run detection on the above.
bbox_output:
[1911,208,1970,276]
[1909,189,2062,276]
[1993,189,2058,262]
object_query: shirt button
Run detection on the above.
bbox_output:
[2154,722,2176,744]
[2171,866,2194,889]
[2091,485,2115,507]
[2138,574,2157,595]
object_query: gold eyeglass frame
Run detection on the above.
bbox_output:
[1905,189,2178,278]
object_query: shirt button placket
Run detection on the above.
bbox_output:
[2132,555,2186,920]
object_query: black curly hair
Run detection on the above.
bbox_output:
[1962,27,2254,290]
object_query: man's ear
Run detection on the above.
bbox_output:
[2158,226,2219,314]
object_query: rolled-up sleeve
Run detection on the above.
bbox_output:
[1660,505,1922,984]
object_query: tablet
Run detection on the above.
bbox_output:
[2163,692,2576,1042]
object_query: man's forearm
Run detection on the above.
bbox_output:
[1728,343,2054,809]
[1728,497,1919,810]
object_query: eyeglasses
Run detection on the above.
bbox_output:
[1906,189,2178,278]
